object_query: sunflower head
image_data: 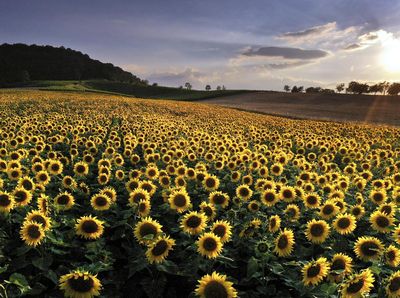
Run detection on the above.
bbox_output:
[75,215,104,240]
[195,271,237,298]
[168,189,191,213]
[145,235,175,264]
[197,232,223,259]
[59,270,102,298]
[305,219,330,244]
[274,228,295,257]
[370,210,393,233]
[302,257,330,286]
[134,217,163,244]
[0,191,14,213]
[387,271,400,298]
[180,211,208,235]
[268,215,281,233]
[340,268,374,298]
[20,220,45,247]
[91,194,111,211]
[209,191,230,208]
[333,213,357,235]
[25,210,51,231]
[354,236,384,261]
[211,220,232,243]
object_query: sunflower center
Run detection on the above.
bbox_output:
[138,203,147,212]
[31,215,46,226]
[360,241,379,256]
[213,225,226,238]
[389,277,400,292]
[95,196,108,207]
[82,220,99,233]
[277,235,288,249]
[205,178,216,188]
[173,194,187,207]
[337,218,350,229]
[203,237,217,251]
[239,188,249,197]
[14,191,28,202]
[346,279,364,294]
[307,196,317,205]
[67,276,94,293]
[287,208,296,218]
[306,264,321,278]
[57,195,70,205]
[204,280,228,298]
[352,208,361,216]
[310,224,324,237]
[270,219,276,228]
[140,223,157,238]
[376,216,389,227]
[141,184,152,193]
[186,216,202,228]
[203,206,213,217]
[22,180,33,190]
[283,190,292,199]
[323,205,334,215]
[373,193,383,202]
[151,240,168,256]
[27,225,41,239]
[381,206,392,215]
[331,259,345,271]
[387,250,396,261]
[264,192,275,202]
[0,194,11,206]
[76,165,86,173]
[213,194,226,205]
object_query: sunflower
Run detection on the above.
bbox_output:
[268,215,281,233]
[385,245,400,267]
[47,159,63,175]
[59,270,102,298]
[235,184,253,201]
[137,199,151,217]
[303,192,321,209]
[270,163,283,176]
[73,161,89,177]
[35,170,50,186]
[211,220,232,243]
[20,220,45,247]
[139,180,157,196]
[370,210,394,233]
[25,210,51,231]
[180,211,208,235]
[349,205,365,220]
[54,192,75,210]
[75,215,104,240]
[200,202,217,220]
[379,202,397,217]
[37,194,50,215]
[17,176,35,191]
[369,189,387,205]
[100,187,117,203]
[302,257,330,286]
[333,213,357,235]
[209,191,230,209]
[62,175,77,189]
[260,190,279,207]
[134,217,163,244]
[305,219,330,244]
[195,271,237,298]
[91,194,111,211]
[0,191,14,213]
[274,228,295,257]
[387,271,400,298]
[13,187,33,207]
[328,253,353,283]
[168,189,191,213]
[319,200,339,220]
[393,226,400,245]
[145,235,175,264]
[284,204,301,221]
[128,189,150,206]
[197,232,223,259]
[340,268,374,298]
[7,167,22,181]
[354,236,384,262]
[202,174,220,192]
[279,186,296,202]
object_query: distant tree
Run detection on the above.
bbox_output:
[143,80,149,86]
[368,84,382,95]
[152,82,158,87]
[222,85,226,90]
[178,85,183,89]
[380,81,390,95]
[216,85,221,91]
[305,87,322,93]
[336,83,345,93]
[184,82,192,90]
[205,85,211,91]
[284,85,290,92]
[388,83,400,95]
[347,81,369,94]
[291,86,298,93]
[321,88,335,94]
[297,86,304,93]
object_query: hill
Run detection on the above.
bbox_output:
[200,91,400,126]
[0,43,144,85]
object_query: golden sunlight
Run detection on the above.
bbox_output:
[381,39,400,73]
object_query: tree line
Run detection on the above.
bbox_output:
[284,81,400,95]
[0,43,146,85]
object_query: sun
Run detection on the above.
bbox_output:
[381,40,400,73]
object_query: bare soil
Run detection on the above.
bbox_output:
[199,91,400,126]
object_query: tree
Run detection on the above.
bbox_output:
[347,81,369,94]
[222,85,226,90]
[152,82,158,87]
[184,82,192,90]
[297,86,304,93]
[216,85,221,91]
[205,85,211,91]
[368,84,382,95]
[284,85,290,92]
[291,86,298,93]
[305,87,322,93]
[336,83,345,93]
[388,83,400,95]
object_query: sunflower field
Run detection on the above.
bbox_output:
[1,90,400,297]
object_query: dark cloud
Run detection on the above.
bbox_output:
[243,46,329,60]
[344,43,362,50]
[280,22,336,38]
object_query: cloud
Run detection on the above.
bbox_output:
[280,22,336,39]
[267,61,313,69]
[146,68,206,87]
[242,46,329,60]
[344,43,363,50]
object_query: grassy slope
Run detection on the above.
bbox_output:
[1,80,251,100]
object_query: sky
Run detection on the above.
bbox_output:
[1,0,400,90]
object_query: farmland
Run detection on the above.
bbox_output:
[1,90,400,297]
